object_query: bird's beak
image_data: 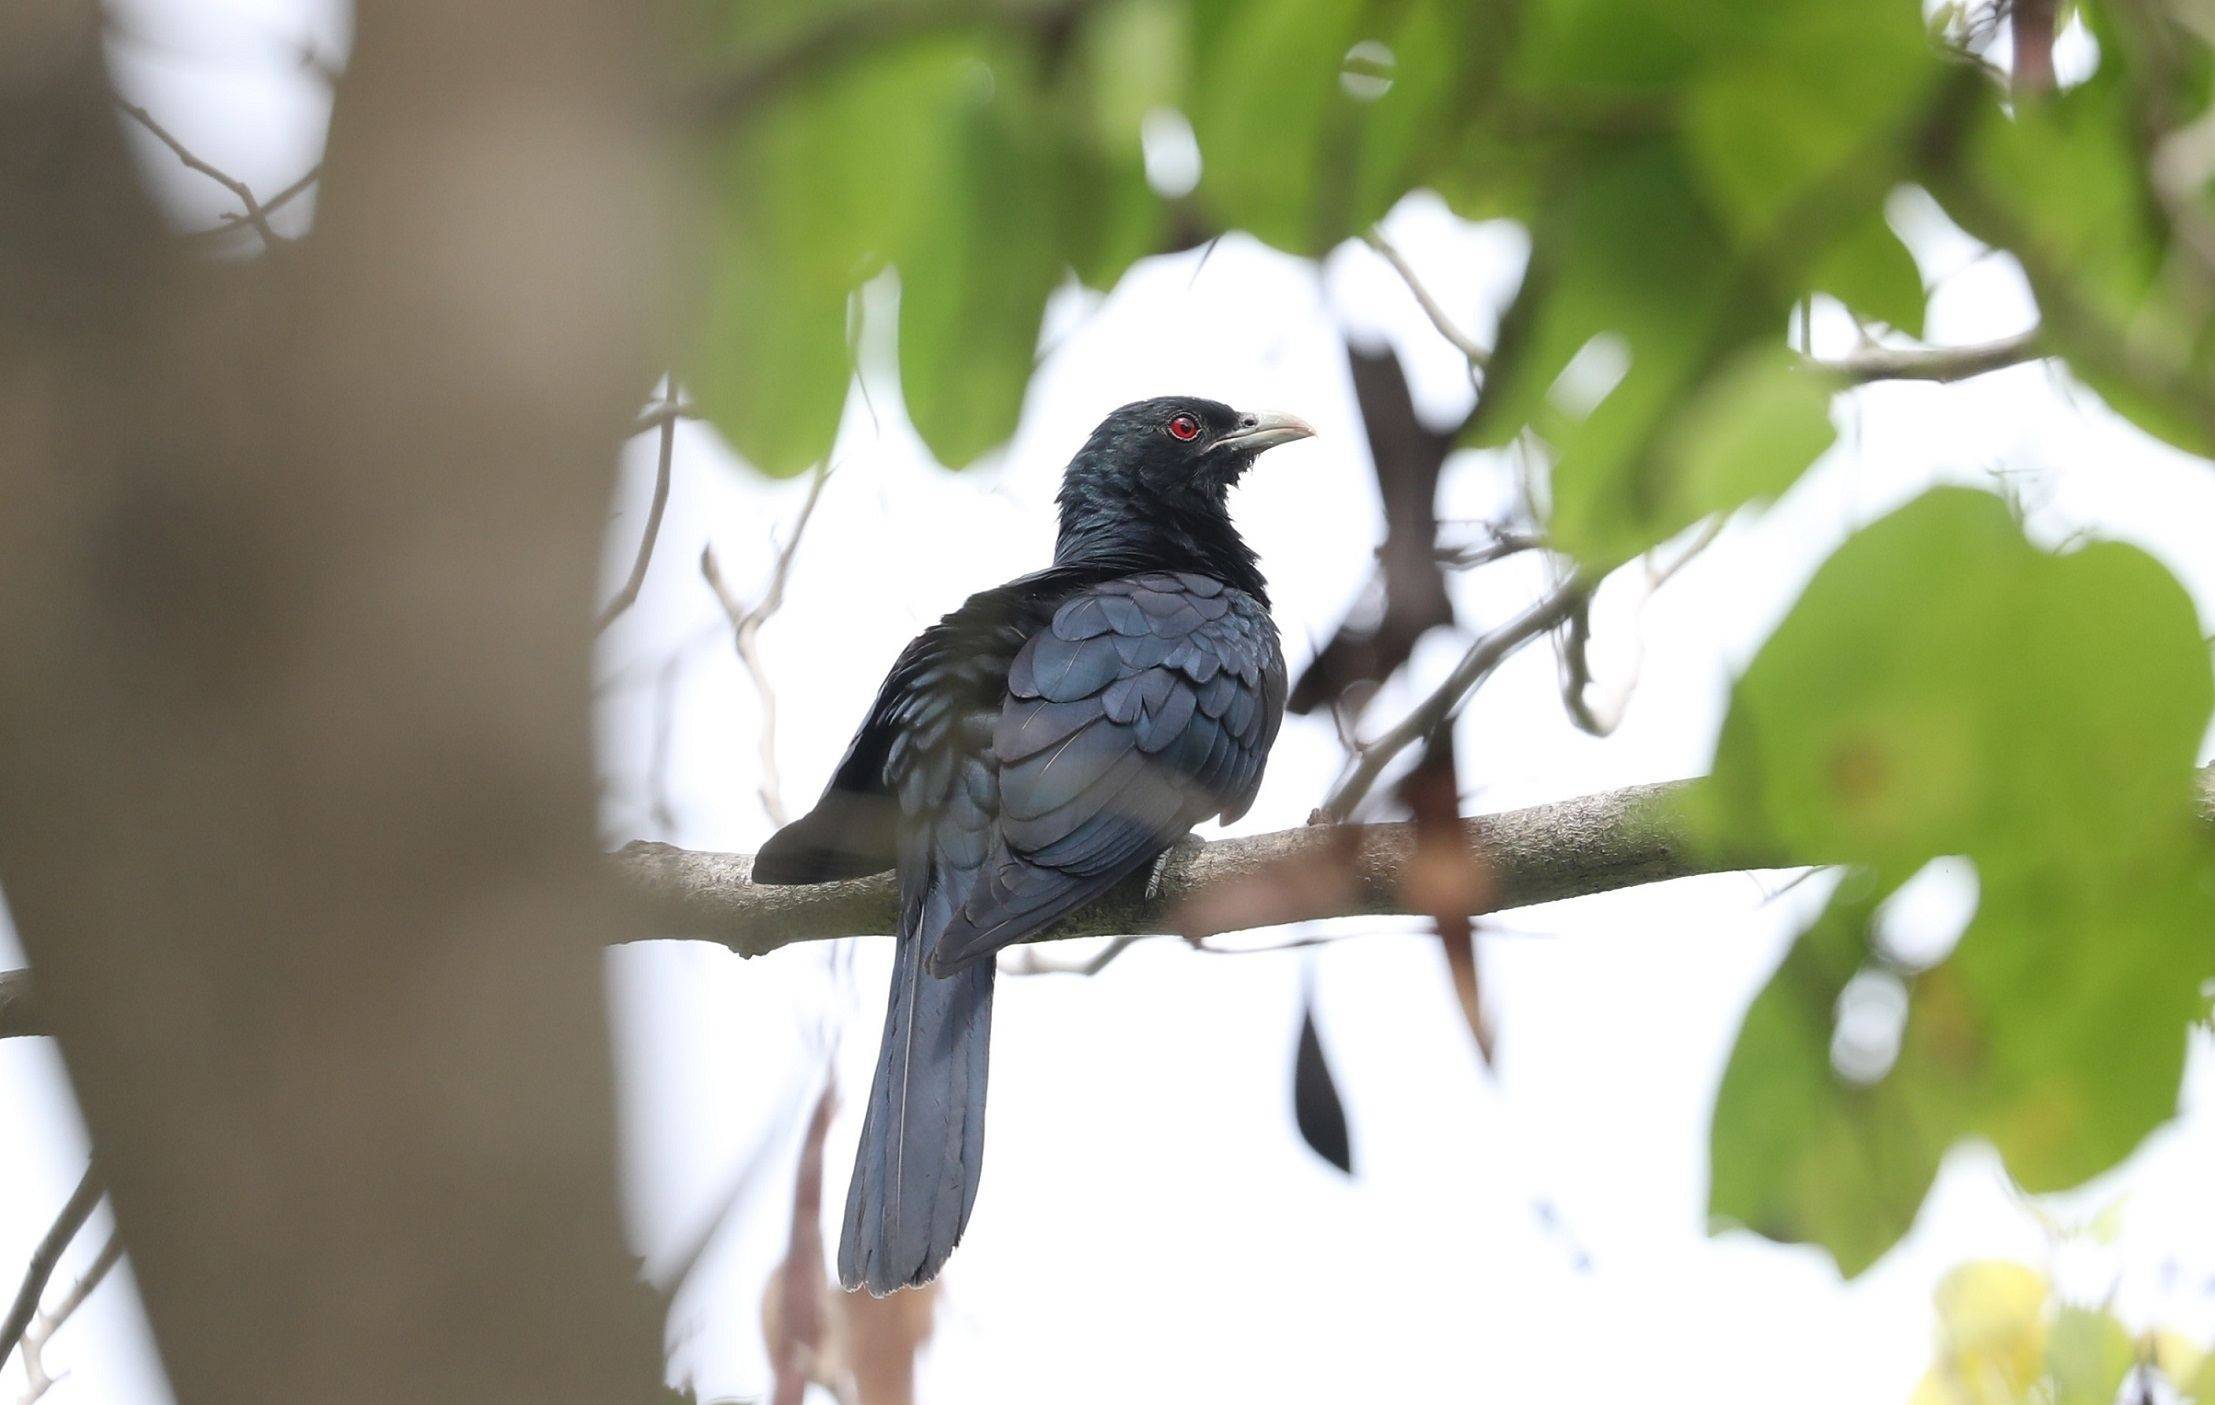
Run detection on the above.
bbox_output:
[1217,409,1316,455]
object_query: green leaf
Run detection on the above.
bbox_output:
[1548,343,1838,567]
[1709,876,1948,1276]
[1511,0,1718,94]
[1186,0,1369,252]
[897,72,1063,467]
[1702,487,2215,1273]
[691,44,989,474]
[1684,0,1938,242]
[1813,206,1927,337]
[2047,1306,2135,1405]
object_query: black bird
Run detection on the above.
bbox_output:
[753,396,1311,1294]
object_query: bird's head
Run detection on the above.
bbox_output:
[1065,397,1316,504]
[1054,396,1314,596]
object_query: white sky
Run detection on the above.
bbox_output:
[5,6,2214,1405]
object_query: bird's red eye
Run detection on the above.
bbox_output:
[1167,414,1200,441]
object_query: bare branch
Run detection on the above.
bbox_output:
[703,463,833,827]
[14,1232,123,1405]
[2,1167,102,1371]
[0,969,41,1039]
[630,400,701,437]
[115,103,287,249]
[1817,328,2044,384]
[597,396,680,634]
[1364,230,1489,372]
[1322,576,1589,822]
[1559,515,1725,737]
[1558,594,1608,737]
[7,769,2213,1030]
[182,163,322,243]
[608,777,1736,958]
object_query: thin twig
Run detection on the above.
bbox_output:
[1436,528,1547,571]
[1365,230,1489,372]
[115,103,287,249]
[1559,595,1606,736]
[702,463,833,827]
[1,1167,101,1370]
[13,1232,123,1405]
[1322,576,1589,822]
[631,400,701,437]
[1817,328,2044,384]
[597,396,680,633]
[1000,934,1141,976]
[1559,514,1725,737]
[182,163,322,242]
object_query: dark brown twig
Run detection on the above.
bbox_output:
[182,163,322,243]
[115,103,286,249]
[1322,575,1589,822]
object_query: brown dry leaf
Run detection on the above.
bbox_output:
[1398,733,1499,1063]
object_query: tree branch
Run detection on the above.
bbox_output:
[1,1166,101,1370]
[1321,574,1589,821]
[13,1231,124,1404]
[1818,328,2045,384]
[115,102,287,249]
[8,768,2214,1035]
[610,777,1731,958]
[596,393,680,633]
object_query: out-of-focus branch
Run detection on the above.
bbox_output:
[1,1167,102,1370]
[597,394,680,633]
[1817,329,2045,384]
[181,164,322,243]
[0,969,40,1039]
[115,103,287,249]
[703,464,831,827]
[13,1231,124,1405]
[1287,343,1465,715]
[631,400,701,437]
[1364,231,1488,374]
[2011,0,2057,99]
[1558,515,1725,737]
[1322,575,1588,822]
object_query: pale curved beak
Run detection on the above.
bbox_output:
[1217,409,1316,455]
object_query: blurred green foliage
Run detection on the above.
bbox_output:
[1701,490,2215,1273]
[691,0,2215,1279]
[1908,1258,2215,1405]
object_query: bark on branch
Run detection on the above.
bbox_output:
[9,769,2213,1041]
[613,777,1744,958]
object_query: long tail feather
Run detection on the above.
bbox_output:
[838,863,994,1296]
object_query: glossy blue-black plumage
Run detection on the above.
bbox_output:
[754,396,1298,1295]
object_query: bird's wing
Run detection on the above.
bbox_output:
[928,571,1284,972]
[753,566,1095,885]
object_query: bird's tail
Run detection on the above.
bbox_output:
[838,869,995,1296]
